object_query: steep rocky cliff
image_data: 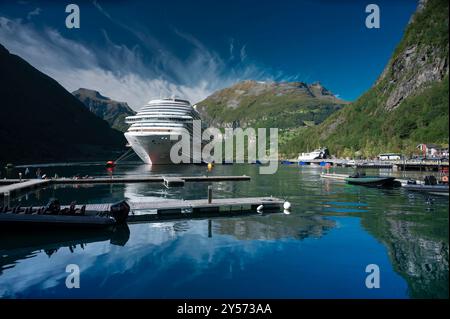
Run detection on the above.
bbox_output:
[290,0,449,157]
[378,0,448,110]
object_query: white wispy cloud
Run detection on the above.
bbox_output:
[0,14,274,109]
[229,38,235,61]
[2,1,302,109]
[26,7,41,20]
[240,45,247,62]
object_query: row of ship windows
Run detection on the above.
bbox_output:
[130,125,187,129]
[145,103,190,106]
[140,106,192,110]
[126,118,194,123]
[128,128,173,132]
[128,128,194,132]
[138,109,195,114]
[137,109,193,113]
[129,113,196,117]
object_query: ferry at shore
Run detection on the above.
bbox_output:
[124,98,203,165]
[297,147,329,161]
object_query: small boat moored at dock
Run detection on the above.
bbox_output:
[345,173,397,187]
[402,175,449,194]
[403,183,449,194]
[0,199,130,229]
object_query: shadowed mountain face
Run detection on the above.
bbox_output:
[196,80,348,129]
[0,44,126,164]
[73,88,136,132]
[290,0,449,157]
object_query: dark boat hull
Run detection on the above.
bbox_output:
[403,184,449,193]
[345,176,397,187]
[0,200,130,229]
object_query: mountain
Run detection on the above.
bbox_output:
[73,88,136,132]
[288,0,449,158]
[0,44,126,164]
[196,80,348,129]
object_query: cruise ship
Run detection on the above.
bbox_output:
[124,98,203,165]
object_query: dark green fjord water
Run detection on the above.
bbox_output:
[0,163,448,298]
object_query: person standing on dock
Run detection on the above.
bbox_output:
[325,162,331,174]
[36,168,41,179]
[24,167,30,177]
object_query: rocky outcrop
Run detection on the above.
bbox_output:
[376,0,449,110]
[381,44,448,110]
[73,88,136,132]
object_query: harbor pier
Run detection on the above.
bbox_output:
[283,158,449,171]
[0,175,251,199]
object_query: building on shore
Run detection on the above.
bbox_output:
[416,144,449,159]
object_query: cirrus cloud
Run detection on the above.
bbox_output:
[0,13,274,110]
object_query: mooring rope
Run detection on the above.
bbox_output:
[114,148,135,164]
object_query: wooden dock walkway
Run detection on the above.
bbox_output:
[0,179,51,198]
[89,197,285,222]
[58,197,283,213]
[4,197,286,223]
[163,176,185,188]
[283,158,449,171]
[50,175,251,184]
[0,175,251,199]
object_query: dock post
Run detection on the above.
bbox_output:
[3,191,10,208]
[208,186,213,203]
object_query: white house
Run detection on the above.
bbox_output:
[416,144,448,158]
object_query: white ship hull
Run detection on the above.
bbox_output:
[125,132,203,165]
[298,151,322,161]
[124,98,204,165]
[297,148,329,161]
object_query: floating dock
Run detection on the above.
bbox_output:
[393,161,449,172]
[0,175,251,199]
[51,175,251,184]
[2,197,286,224]
[0,179,51,198]
[282,158,449,171]
[163,176,185,188]
[84,197,286,222]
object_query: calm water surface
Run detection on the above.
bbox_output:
[1,163,448,298]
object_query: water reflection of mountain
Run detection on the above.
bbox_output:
[358,196,449,299]
[320,183,448,299]
[214,214,335,241]
[364,216,449,299]
[0,226,130,276]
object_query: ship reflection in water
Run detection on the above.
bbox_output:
[0,164,448,298]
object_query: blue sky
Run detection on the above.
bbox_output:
[0,0,418,108]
